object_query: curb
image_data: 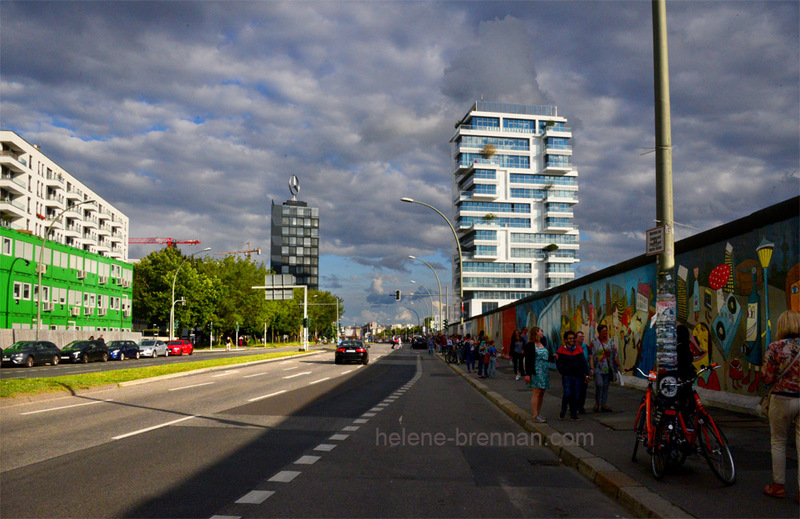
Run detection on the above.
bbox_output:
[438,354,695,519]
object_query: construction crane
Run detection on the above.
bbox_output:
[129,237,202,249]
[215,243,262,260]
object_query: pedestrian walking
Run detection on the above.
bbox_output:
[590,324,618,412]
[477,336,488,378]
[510,329,525,380]
[464,334,475,373]
[576,331,589,414]
[427,336,435,355]
[524,327,552,422]
[761,310,800,502]
[487,340,497,378]
[556,331,590,420]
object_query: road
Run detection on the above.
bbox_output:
[0,345,316,380]
[0,344,627,518]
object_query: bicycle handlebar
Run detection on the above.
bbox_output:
[626,363,720,386]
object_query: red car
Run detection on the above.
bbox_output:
[166,340,194,356]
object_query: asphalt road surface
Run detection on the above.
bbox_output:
[0,344,628,518]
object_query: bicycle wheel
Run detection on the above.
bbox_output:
[651,422,669,480]
[697,414,736,485]
[632,404,646,462]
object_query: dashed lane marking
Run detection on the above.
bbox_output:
[112,415,196,440]
[308,377,330,385]
[20,399,113,415]
[247,389,287,402]
[283,371,311,379]
[269,471,301,482]
[235,490,275,504]
[212,370,239,378]
[169,382,214,391]
[294,455,321,465]
[329,434,349,440]
[314,444,337,452]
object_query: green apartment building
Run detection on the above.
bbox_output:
[2,227,133,331]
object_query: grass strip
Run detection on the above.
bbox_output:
[0,351,308,399]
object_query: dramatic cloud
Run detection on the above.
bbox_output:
[1,1,797,324]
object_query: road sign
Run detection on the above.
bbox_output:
[646,226,666,256]
[262,273,296,300]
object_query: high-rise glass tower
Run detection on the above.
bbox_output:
[451,101,579,318]
[270,196,319,291]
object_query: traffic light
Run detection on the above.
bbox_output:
[443,319,449,329]
[395,290,401,301]
[302,317,309,327]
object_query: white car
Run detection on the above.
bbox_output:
[137,339,168,358]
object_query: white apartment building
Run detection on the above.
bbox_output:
[451,102,579,318]
[0,131,129,261]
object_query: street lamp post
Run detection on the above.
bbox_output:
[36,198,95,340]
[170,247,211,340]
[411,280,434,332]
[401,197,464,325]
[409,255,442,334]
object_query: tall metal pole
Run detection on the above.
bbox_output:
[401,198,464,326]
[36,198,94,340]
[170,247,211,340]
[653,0,677,372]
[409,255,442,333]
[411,280,434,332]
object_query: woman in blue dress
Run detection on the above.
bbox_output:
[525,327,554,422]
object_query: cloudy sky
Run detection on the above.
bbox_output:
[2,1,798,327]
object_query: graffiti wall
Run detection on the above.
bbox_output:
[465,198,798,397]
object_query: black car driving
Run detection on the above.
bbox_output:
[60,340,109,363]
[335,340,369,365]
[1,340,62,367]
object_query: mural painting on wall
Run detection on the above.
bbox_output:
[507,219,798,397]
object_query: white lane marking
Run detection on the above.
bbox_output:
[112,415,196,440]
[314,444,337,452]
[269,470,301,482]
[283,366,299,371]
[283,371,311,379]
[279,360,294,364]
[370,408,384,412]
[362,413,376,417]
[353,418,368,424]
[342,426,359,431]
[169,382,214,391]
[340,369,354,374]
[243,371,271,379]
[212,370,239,378]
[247,390,287,402]
[295,455,321,465]
[329,434,349,441]
[21,399,113,415]
[235,490,275,504]
[210,515,241,519]
[309,377,330,385]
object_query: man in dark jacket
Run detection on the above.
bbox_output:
[556,330,590,420]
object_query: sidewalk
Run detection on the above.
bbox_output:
[438,353,798,519]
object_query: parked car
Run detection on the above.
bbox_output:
[107,340,140,360]
[335,340,369,365]
[166,339,193,356]
[138,339,168,358]
[1,340,62,367]
[60,340,109,363]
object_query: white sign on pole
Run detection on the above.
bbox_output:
[646,226,666,256]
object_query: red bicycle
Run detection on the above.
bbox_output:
[631,363,736,485]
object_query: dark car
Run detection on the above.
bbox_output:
[107,340,140,360]
[335,340,369,365]
[60,340,109,363]
[1,340,62,367]
[166,339,193,356]
[411,336,427,349]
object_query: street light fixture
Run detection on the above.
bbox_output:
[409,255,442,334]
[170,247,211,340]
[411,280,434,332]
[36,198,95,339]
[401,197,464,325]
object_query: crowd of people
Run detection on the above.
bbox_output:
[411,309,800,503]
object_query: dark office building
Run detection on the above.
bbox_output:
[270,199,319,290]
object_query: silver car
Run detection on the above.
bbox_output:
[137,339,168,358]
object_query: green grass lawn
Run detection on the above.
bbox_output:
[0,350,308,399]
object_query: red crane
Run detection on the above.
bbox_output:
[128,237,202,248]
